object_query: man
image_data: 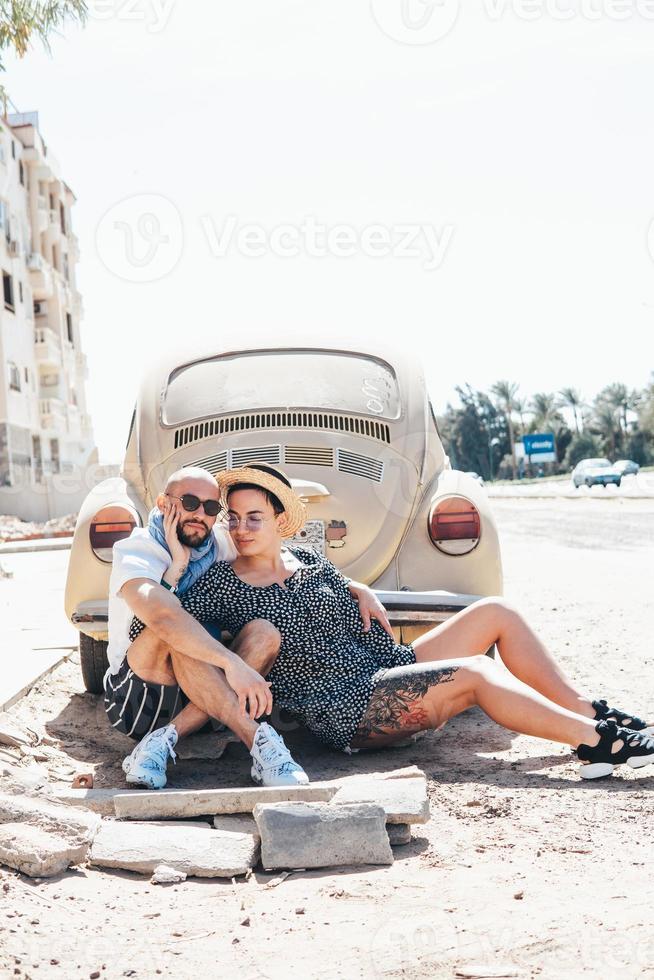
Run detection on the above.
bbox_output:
[105,466,308,789]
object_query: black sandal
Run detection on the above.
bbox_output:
[575,719,654,779]
[592,699,654,734]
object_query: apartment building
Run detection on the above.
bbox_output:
[0,110,97,522]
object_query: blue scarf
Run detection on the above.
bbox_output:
[147,507,218,594]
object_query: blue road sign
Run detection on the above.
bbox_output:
[523,433,556,461]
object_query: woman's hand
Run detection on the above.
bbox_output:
[161,497,191,582]
[349,581,394,637]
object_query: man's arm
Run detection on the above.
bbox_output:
[348,580,394,636]
[119,578,272,718]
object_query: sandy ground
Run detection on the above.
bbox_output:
[1,497,654,980]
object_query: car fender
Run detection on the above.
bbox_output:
[391,469,503,597]
[64,477,146,634]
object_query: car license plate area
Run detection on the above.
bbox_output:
[289,519,325,554]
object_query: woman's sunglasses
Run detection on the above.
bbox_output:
[165,492,222,517]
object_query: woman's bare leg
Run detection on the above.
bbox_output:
[411,597,596,719]
[351,656,601,750]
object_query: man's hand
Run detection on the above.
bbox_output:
[223,655,273,720]
[162,498,191,576]
[349,582,394,637]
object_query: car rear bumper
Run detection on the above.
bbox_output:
[71,600,109,636]
[374,589,484,626]
[72,590,486,638]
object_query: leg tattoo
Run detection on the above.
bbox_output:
[356,665,460,739]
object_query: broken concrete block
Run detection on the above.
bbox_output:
[51,788,133,817]
[0,822,89,878]
[113,783,337,820]
[332,766,426,786]
[330,776,429,824]
[0,713,36,748]
[254,802,393,870]
[387,823,412,846]
[213,814,261,843]
[0,792,100,842]
[150,864,187,884]
[90,821,259,877]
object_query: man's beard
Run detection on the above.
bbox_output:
[177,521,210,548]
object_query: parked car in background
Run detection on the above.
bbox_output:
[65,336,503,692]
[571,458,622,489]
[612,459,640,477]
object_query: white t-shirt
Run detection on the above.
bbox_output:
[107,525,237,674]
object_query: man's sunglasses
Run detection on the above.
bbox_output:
[165,492,222,517]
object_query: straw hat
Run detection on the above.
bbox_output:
[216,463,307,539]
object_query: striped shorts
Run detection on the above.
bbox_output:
[103,658,189,741]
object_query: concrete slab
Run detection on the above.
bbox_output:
[0,822,89,877]
[113,783,337,820]
[90,821,259,877]
[331,776,430,824]
[0,792,100,842]
[213,814,261,843]
[51,788,132,817]
[254,802,393,870]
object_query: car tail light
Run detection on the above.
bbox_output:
[90,505,138,562]
[428,496,481,556]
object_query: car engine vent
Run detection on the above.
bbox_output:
[284,446,335,467]
[173,413,391,449]
[187,450,228,475]
[230,445,282,468]
[336,449,384,483]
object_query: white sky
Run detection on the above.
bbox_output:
[5,0,654,462]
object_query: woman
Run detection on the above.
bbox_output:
[177,463,653,780]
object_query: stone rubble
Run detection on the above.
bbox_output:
[254,801,394,870]
[0,513,76,542]
[0,767,428,879]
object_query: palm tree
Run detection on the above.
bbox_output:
[559,387,583,435]
[513,397,529,438]
[592,402,620,458]
[601,383,641,437]
[0,2,87,105]
[530,392,564,433]
[491,380,519,479]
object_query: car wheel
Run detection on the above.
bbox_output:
[80,634,109,694]
[616,478,621,487]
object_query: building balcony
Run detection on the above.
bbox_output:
[39,398,67,432]
[75,351,88,378]
[34,326,62,367]
[69,233,80,261]
[27,252,54,300]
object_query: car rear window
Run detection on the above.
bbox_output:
[162,350,401,424]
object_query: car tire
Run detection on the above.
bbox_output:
[616,478,622,488]
[80,634,109,694]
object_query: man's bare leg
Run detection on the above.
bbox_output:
[126,631,211,738]
[351,656,602,750]
[412,597,599,719]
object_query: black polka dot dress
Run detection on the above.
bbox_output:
[129,547,415,751]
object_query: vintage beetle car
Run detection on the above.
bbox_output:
[65,337,503,692]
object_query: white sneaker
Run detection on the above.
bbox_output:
[122,724,178,790]
[250,722,309,787]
